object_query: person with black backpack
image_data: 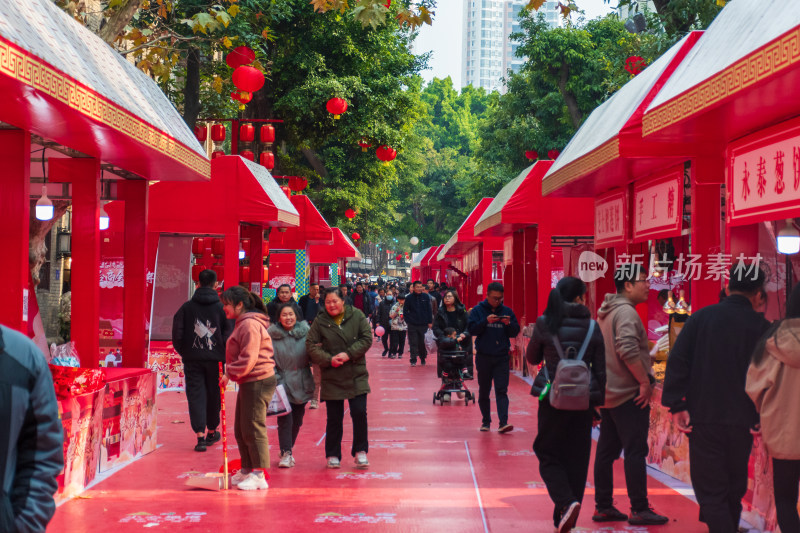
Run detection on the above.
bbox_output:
[527,277,606,533]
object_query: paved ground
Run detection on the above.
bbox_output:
[51,338,707,532]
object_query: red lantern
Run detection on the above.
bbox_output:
[385,0,391,7]
[524,150,538,161]
[260,151,275,170]
[211,124,226,142]
[232,66,265,93]
[326,97,348,119]
[280,186,291,199]
[396,254,402,261]
[624,56,646,75]
[358,139,372,152]
[212,238,225,257]
[194,125,207,142]
[192,237,205,255]
[192,264,204,283]
[345,208,356,219]
[240,150,255,161]
[262,241,270,258]
[351,232,361,241]
[376,145,397,163]
[547,149,560,160]
[262,265,269,281]
[212,264,225,282]
[240,123,255,142]
[212,150,225,159]
[288,177,308,192]
[239,266,251,284]
[260,124,275,144]
[226,46,255,69]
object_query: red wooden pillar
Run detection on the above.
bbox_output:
[224,225,240,290]
[242,225,263,290]
[119,180,149,367]
[481,243,492,305]
[0,129,30,332]
[524,226,539,320]
[512,230,525,322]
[52,158,101,367]
[692,158,723,311]
[537,221,553,316]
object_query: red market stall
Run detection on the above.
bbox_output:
[638,4,800,529]
[308,227,363,287]
[426,245,451,285]
[0,0,211,502]
[410,246,438,282]
[266,194,334,299]
[474,161,593,374]
[437,198,504,309]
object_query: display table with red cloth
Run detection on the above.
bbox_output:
[55,367,157,503]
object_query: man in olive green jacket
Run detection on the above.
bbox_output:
[307,297,373,469]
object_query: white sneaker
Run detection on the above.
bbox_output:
[442,393,451,402]
[354,451,369,469]
[309,400,319,410]
[278,451,295,468]
[237,471,268,491]
[327,456,341,469]
[230,470,249,485]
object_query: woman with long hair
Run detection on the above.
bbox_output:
[268,302,314,468]
[306,287,373,469]
[219,286,275,491]
[526,276,606,533]
[433,289,473,400]
[747,283,800,532]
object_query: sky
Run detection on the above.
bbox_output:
[414,0,617,86]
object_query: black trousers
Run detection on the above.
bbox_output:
[183,360,222,434]
[594,399,651,512]
[390,330,406,356]
[277,402,307,454]
[407,324,428,363]
[475,354,510,426]
[688,424,752,533]
[381,329,390,353]
[773,458,800,533]
[325,394,368,460]
[533,400,594,526]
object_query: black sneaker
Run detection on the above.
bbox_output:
[558,502,581,533]
[592,506,627,522]
[410,362,416,367]
[420,360,426,366]
[205,430,221,445]
[388,354,397,359]
[382,350,388,357]
[194,437,207,452]
[628,507,668,525]
[479,424,490,432]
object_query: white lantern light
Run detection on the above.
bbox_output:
[409,236,419,245]
[99,202,110,231]
[35,184,54,221]
[778,219,800,255]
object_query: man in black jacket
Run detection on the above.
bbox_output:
[172,269,233,452]
[377,293,394,357]
[468,282,520,433]
[404,281,434,367]
[298,282,321,325]
[267,284,304,325]
[351,282,374,319]
[663,265,770,533]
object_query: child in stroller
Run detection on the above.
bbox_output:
[433,328,475,406]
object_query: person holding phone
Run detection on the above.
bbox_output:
[468,282,520,433]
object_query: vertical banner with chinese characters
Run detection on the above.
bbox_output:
[595,188,628,249]
[632,166,684,242]
[728,116,800,226]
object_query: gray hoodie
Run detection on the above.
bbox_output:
[597,293,653,408]
[268,320,314,405]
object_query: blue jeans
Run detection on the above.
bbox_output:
[475,354,510,426]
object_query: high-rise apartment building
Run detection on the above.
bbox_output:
[461,0,562,92]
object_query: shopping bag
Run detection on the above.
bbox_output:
[267,384,291,417]
[424,328,437,355]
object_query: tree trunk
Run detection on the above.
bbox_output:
[557,62,582,129]
[301,148,329,178]
[98,0,142,44]
[183,48,201,129]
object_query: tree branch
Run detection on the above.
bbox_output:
[98,0,142,44]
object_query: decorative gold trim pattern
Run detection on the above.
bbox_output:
[644,27,800,136]
[0,37,209,178]
[542,137,620,196]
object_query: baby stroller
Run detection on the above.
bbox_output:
[433,348,475,406]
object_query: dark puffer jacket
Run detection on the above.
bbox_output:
[306,306,372,401]
[376,298,394,329]
[433,305,471,353]
[526,303,607,407]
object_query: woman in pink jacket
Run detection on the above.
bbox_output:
[747,283,800,532]
[219,286,276,491]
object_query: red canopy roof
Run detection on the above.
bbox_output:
[410,246,436,269]
[268,195,333,249]
[475,161,593,237]
[0,0,208,182]
[438,198,503,259]
[148,156,299,234]
[308,228,362,263]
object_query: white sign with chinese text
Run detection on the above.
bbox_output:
[728,116,800,225]
[632,167,684,242]
[595,189,627,248]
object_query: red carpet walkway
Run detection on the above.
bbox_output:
[51,339,707,532]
